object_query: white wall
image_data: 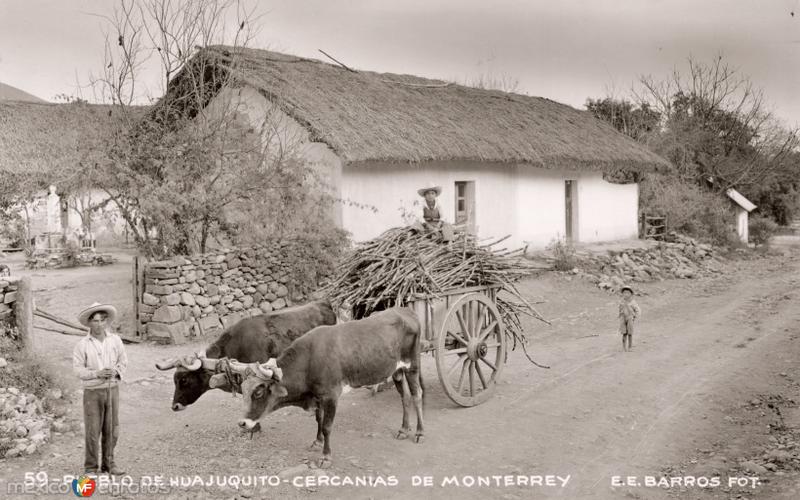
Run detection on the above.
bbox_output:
[211,86,343,226]
[576,173,639,244]
[341,161,519,246]
[340,164,640,250]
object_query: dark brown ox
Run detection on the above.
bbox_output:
[228,307,425,468]
[154,300,336,411]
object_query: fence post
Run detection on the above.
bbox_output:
[14,276,35,352]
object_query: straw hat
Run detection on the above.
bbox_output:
[620,286,635,295]
[78,302,118,327]
[417,185,442,197]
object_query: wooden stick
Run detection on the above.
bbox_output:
[318,49,357,73]
[34,324,85,337]
[34,307,89,332]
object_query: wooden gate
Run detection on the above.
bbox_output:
[131,255,145,338]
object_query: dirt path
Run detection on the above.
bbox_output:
[1,250,799,499]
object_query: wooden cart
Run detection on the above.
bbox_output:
[406,284,506,407]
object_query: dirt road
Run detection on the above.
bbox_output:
[1,249,799,499]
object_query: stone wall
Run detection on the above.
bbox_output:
[139,242,327,344]
[0,277,18,328]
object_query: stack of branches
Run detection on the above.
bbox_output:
[323,226,549,350]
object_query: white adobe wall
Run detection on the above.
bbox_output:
[340,161,520,247]
[211,86,343,225]
[575,173,639,244]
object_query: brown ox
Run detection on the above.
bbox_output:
[224,307,425,467]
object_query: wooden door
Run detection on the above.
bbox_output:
[565,180,577,241]
[455,181,476,232]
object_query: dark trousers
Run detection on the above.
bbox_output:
[82,386,119,472]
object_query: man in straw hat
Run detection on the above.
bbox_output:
[417,184,454,241]
[72,302,128,475]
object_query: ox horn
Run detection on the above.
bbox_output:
[228,360,255,374]
[258,359,282,380]
[255,363,273,380]
[155,358,181,371]
[179,355,202,371]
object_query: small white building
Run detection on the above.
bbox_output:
[726,188,757,243]
[167,46,670,249]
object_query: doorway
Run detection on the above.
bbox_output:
[565,180,578,241]
[454,181,476,233]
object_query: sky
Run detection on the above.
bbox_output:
[0,0,798,127]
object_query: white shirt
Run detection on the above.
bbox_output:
[72,331,128,390]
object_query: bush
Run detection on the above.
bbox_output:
[547,238,577,271]
[749,216,778,247]
[0,332,70,413]
[640,175,736,246]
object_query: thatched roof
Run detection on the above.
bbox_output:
[175,45,669,172]
[0,101,129,177]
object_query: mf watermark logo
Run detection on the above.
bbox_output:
[71,475,97,497]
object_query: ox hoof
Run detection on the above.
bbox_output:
[308,440,323,451]
[395,429,410,440]
[318,457,333,469]
[414,433,425,444]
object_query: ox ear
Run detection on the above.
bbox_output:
[208,373,228,389]
[155,358,180,371]
[270,383,288,398]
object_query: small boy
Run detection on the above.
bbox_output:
[619,286,641,352]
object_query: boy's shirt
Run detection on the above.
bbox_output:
[619,299,641,321]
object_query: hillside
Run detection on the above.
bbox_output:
[0,82,44,102]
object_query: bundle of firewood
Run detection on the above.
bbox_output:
[323,226,548,348]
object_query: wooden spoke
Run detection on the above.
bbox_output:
[443,347,468,356]
[468,361,475,396]
[447,354,467,377]
[475,361,488,389]
[475,305,489,338]
[446,329,469,348]
[455,309,470,339]
[478,356,498,373]
[478,319,498,342]
[457,359,469,394]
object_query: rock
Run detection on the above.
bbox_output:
[147,322,189,344]
[142,293,160,306]
[187,283,202,295]
[153,305,184,323]
[30,432,46,444]
[8,388,19,396]
[229,301,244,312]
[180,292,196,306]
[271,298,286,310]
[767,450,793,463]
[741,461,767,475]
[5,447,22,458]
[206,284,219,296]
[0,358,6,369]
[278,464,308,479]
[51,421,69,433]
[241,296,254,308]
[259,302,273,314]
[764,463,777,471]
[264,293,277,302]
[15,426,27,437]
[256,284,269,295]
[275,285,289,298]
[162,293,181,306]
[24,443,37,455]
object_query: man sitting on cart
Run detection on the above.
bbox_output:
[417,184,454,242]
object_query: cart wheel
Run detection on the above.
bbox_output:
[435,293,505,407]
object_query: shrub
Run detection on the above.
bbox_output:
[547,238,577,271]
[749,216,778,247]
[0,332,70,413]
[640,175,736,246]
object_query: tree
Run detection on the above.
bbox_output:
[634,56,798,192]
[84,0,347,259]
[585,97,661,143]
